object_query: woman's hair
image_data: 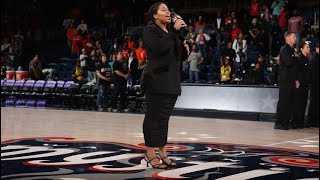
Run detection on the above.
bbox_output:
[298,41,309,53]
[148,2,164,25]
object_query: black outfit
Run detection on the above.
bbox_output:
[308,52,319,127]
[96,61,112,108]
[221,47,236,66]
[141,23,183,147]
[111,60,128,109]
[129,57,140,86]
[292,54,311,128]
[275,43,297,129]
[249,68,265,85]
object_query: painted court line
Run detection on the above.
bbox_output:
[262,136,319,147]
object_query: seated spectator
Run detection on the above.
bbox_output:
[109,37,122,58]
[121,42,130,60]
[29,55,43,80]
[220,57,235,83]
[248,63,265,84]
[73,60,84,87]
[187,44,203,82]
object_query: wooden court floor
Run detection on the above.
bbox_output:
[1,107,318,153]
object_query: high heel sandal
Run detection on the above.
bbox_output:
[144,155,167,169]
[158,154,177,167]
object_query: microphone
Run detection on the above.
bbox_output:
[170,11,183,24]
[170,11,187,31]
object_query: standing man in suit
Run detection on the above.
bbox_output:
[141,2,188,169]
[274,31,298,130]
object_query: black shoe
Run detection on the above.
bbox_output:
[274,124,289,130]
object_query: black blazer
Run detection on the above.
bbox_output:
[295,54,311,87]
[141,23,184,95]
[278,43,297,82]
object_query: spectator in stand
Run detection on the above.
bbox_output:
[187,44,203,82]
[233,33,248,72]
[96,54,112,111]
[288,9,304,50]
[197,34,209,65]
[216,26,228,51]
[185,26,197,45]
[109,37,122,59]
[66,23,76,50]
[271,1,282,20]
[109,53,117,71]
[79,49,88,79]
[220,41,236,67]
[62,15,74,31]
[216,12,223,30]
[225,11,237,26]
[1,36,11,52]
[83,33,94,53]
[185,18,195,35]
[127,34,135,50]
[77,19,88,35]
[248,18,261,45]
[262,14,275,55]
[250,0,261,19]
[231,24,243,42]
[220,57,235,83]
[87,50,98,83]
[111,51,129,112]
[73,60,84,87]
[5,46,17,71]
[194,15,206,33]
[71,31,83,58]
[128,50,139,86]
[278,6,288,44]
[248,62,265,85]
[196,28,211,43]
[121,42,130,60]
[29,54,43,80]
[135,40,147,71]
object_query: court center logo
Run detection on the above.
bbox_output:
[1,137,319,179]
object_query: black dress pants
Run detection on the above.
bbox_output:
[143,93,178,148]
[275,81,295,127]
[112,81,127,109]
[292,86,308,126]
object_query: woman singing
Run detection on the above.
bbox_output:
[141,2,188,169]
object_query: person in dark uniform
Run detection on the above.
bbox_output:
[111,51,129,112]
[308,44,319,127]
[95,54,112,111]
[141,2,188,169]
[292,42,311,129]
[274,31,298,130]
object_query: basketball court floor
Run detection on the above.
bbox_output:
[1,107,319,179]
